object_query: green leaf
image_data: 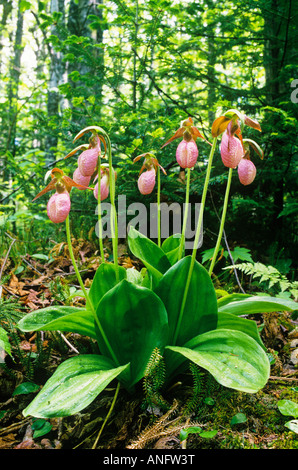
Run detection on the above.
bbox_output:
[230,246,253,262]
[155,256,218,346]
[180,426,217,441]
[13,382,40,396]
[180,426,202,441]
[20,0,31,13]
[95,279,169,387]
[0,327,12,356]
[278,400,298,418]
[218,295,297,316]
[89,263,126,311]
[230,412,247,425]
[166,328,270,393]
[31,254,49,261]
[23,355,128,418]
[126,267,144,285]
[161,234,182,265]
[217,312,265,349]
[128,227,171,287]
[18,306,96,339]
[31,419,52,438]
[285,420,298,433]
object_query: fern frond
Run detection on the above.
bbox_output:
[142,347,169,412]
[224,261,296,297]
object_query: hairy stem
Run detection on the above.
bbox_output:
[157,166,161,247]
[208,167,233,276]
[105,133,119,282]
[173,137,218,345]
[97,156,105,262]
[65,215,119,365]
[92,382,120,449]
[178,167,191,261]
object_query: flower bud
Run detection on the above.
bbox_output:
[78,147,99,176]
[176,139,199,169]
[73,168,91,189]
[237,158,256,185]
[93,172,109,201]
[220,131,243,168]
[47,191,71,223]
[138,169,156,195]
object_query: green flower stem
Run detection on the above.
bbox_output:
[97,156,105,263]
[92,381,120,449]
[178,166,191,261]
[173,137,218,345]
[157,166,161,247]
[105,133,119,282]
[208,167,233,277]
[65,215,119,366]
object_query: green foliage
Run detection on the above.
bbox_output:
[277,400,298,434]
[142,347,169,412]
[224,261,298,298]
[17,225,297,418]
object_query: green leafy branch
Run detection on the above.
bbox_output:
[224,261,298,299]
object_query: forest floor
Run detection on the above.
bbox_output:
[0,238,298,451]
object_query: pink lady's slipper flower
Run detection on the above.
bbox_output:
[93,168,111,201]
[133,153,166,195]
[237,138,264,186]
[138,168,156,195]
[176,139,199,169]
[237,158,256,185]
[47,191,71,223]
[161,117,211,169]
[65,129,107,178]
[32,168,92,223]
[73,167,91,189]
[220,121,244,169]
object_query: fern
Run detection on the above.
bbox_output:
[183,364,220,417]
[224,261,298,298]
[142,347,169,412]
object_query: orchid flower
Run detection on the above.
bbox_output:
[133,153,166,195]
[93,167,116,201]
[64,129,107,177]
[220,120,244,169]
[32,168,92,223]
[161,117,211,169]
[237,138,264,185]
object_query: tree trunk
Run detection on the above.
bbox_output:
[45,0,66,165]
[263,0,297,243]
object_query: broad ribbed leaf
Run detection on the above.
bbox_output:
[161,234,183,265]
[218,295,297,316]
[155,256,217,345]
[95,279,169,387]
[89,263,126,310]
[217,312,265,349]
[17,306,96,339]
[128,227,171,287]
[23,355,128,418]
[166,328,270,393]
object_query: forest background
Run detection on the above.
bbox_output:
[0,0,297,290]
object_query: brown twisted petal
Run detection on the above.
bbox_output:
[244,115,262,132]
